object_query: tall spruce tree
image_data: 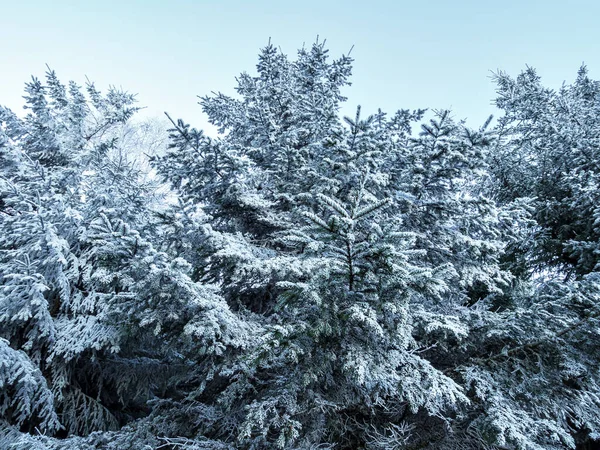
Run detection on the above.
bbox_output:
[466,66,600,449]
[0,70,252,448]
[151,42,535,449]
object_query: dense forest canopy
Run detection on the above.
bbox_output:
[1,41,599,450]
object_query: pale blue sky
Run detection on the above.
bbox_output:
[1,0,598,135]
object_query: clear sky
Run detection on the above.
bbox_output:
[1,0,598,135]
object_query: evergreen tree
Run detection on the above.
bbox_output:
[490,66,600,277]
[152,42,520,449]
[0,70,251,446]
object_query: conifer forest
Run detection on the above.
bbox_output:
[1,42,600,450]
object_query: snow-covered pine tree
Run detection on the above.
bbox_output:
[152,42,515,449]
[457,65,600,450]
[0,70,253,448]
[490,65,600,278]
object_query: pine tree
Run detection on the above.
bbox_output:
[0,70,252,447]
[465,65,600,449]
[152,42,504,449]
[490,65,600,278]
